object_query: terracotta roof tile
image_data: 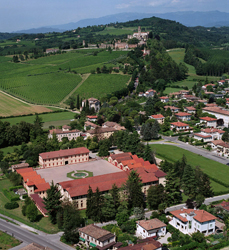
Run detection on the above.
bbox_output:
[138,218,166,231]
[151,114,165,119]
[175,112,191,117]
[171,122,189,127]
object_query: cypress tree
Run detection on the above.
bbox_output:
[93,187,104,222]
[86,186,94,219]
[76,94,80,110]
[182,164,197,199]
[110,183,120,212]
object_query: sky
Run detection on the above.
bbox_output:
[1,0,228,32]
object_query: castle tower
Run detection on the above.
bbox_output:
[138,26,141,35]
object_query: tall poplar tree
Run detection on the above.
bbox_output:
[86,186,94,219]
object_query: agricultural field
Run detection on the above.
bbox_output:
[74,74,131,99]
[167,48,220,89]
[0,230,20,249]
[150,144,229,193]
[0,50,128,106]
[0,111,75,126]
[96,26,135,35]
[0,92,52,117]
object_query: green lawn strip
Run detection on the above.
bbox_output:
[74,74,131,99]
[0,215,19,225]
[0,230,20,249]
[0,179,59,234]
[150,144,229,192]
[0,111,75,125]
[164,87,183,94]
[67,170,93,180]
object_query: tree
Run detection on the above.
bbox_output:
[98,143,109,157]
[133,207,145,220]
[62,201,82,244]
[76,94,80,110]
[182,164,197,199]
[191,231,205,243]
[26,203,38,222]
[86,186,94,219]
[102,194,116,221]
[222,131,229,142]
[143,144,156,164]
[195,194,205,208]
[43,181,62,224]
[147,184,166,210]
[93,187,104,222]
[0,161,9,174]
[110,183,120,212]
[165,168,181,206]
[124,170,144,209]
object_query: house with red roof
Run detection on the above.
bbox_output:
[170,208,216,235]
[120,237,162,250]
[160,96,169,103]
[203,106,229,127]
[184,106,196,114]
[175,112,192,121]
[170,122,190,132]
[149,114,165,124]
[209,140,229,156]
[164,106,180,113]
[193,133,213,142]
[87,115,98,122]
[194,128,224,142]
[144,89,156,98]
[39,147,89,168]
[136,218,166,238]
[200,117,217,128]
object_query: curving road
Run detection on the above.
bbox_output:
[0,217,73,250]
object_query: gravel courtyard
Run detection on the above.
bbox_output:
[36,159,122,184]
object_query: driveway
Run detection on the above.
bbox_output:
[157,232,171,244]
[36,159,122,184]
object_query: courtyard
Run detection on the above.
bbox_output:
[36,159,122,184]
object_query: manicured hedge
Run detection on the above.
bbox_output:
[2,188,20,202]
[4,202,19,210]
[9,185,23,191]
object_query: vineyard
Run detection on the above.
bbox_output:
[74,74,131,99]
[0,50,128,105]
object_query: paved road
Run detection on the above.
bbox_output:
[149,136,229,165]
[0,217,73,250]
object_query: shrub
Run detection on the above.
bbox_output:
[4,201,19,209]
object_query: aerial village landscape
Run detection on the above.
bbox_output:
[1,1,229,250]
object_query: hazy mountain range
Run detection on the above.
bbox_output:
[13,11,229,34]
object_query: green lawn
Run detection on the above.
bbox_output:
[150,144,229,192]
[0,231,20,249]
[67,170,93,179]
[0,145,21,155]
[96,26,135,35]
[0,179,59,234]
[0,111,75,125]
[164,87,183,94]
[74,73,131,99]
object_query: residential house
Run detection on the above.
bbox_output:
[184,95,199,102]
[136,218,166,238]
[193,133,213,142]
[218,80,225,85]
[164,106,180,113]
[199,117,217,128]
[119,237,162,250]
[170,122,190,132]
[102,121,126,131]
[214,201,229,212]
[79,224,119,249]
[48,126,81,142]
[169,92,182,99]
[46,48,59,53]
[138,92,144,97]
[30,194,48,217]
[86,127,117,140]
[209,140,229,156]
[184,106,196,114]
[81,98,100,112]
[149,114,165,124]
[39,147,89,168]
[144,89,156,98]
[197,100,208,105]
[87,115,98,122]
[84,121,99,130]
[202,84,215,90]
[170,208,216,235]
[201,128,224,140]
[175,112,192,121]
[160,96,169,103]
[11,162,29,172]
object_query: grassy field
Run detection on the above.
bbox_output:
[167,48,220,89]
[0,111,75,126]
[0,231,20,249]
[74,74,131,99]
[164,87,183,94]
[0,92,52,117]
[150,144,229,193]
[0,50,128,106]
[96,26,135,35]
[0,179,59,234]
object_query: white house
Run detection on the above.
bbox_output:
[201,128,224,140]
[170,208,216,235]
[170,122,190,132]
[164,106,180,113]
[79,224,118,249]
[145,89,156,97]
[184,107,196,114]
[136,218,166,239]
[209,140,229,156]
[193,133,212,142]
[202,107,229,127]
[81,98,100,112]
[200,117,217,128]
[48,127,81,142]
[87,115,98,122]
[175,112,192,121]
[160,96,169,103]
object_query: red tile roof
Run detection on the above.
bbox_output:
[120,238,161,250]
[34,183,50,193]
[30,194,48,215]
[201,128,224,134]
[203,107,229,116]
[171,122,189,127]
[49,129,80,134]
[151,114,165,119]
[175,112,191,117]
[194,133,212,139]
[200,117,217,121]
[185,107,196,111]
[160,96,169,99]
[87,115,98,119]
[170,209,216,223]
[39,147,89,160]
